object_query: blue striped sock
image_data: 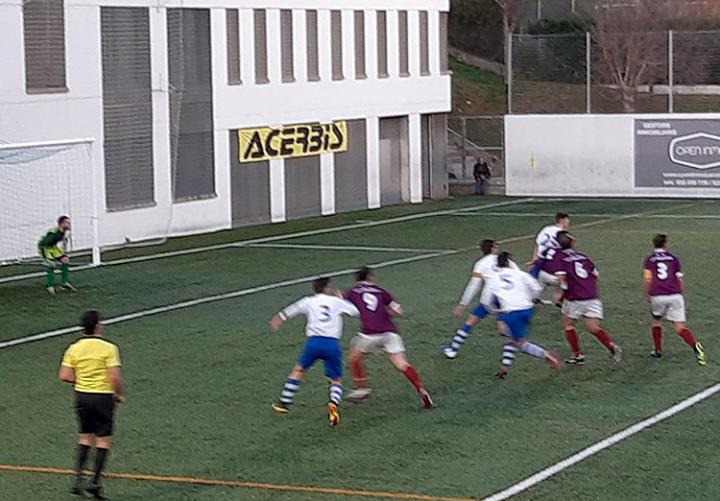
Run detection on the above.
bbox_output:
[502,343,519,367]
[450,325,473,351]
[329,383,344,405]
[279,378,301,405]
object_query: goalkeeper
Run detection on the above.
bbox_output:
[38,215,76,294]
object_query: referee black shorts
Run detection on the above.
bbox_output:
[75,392,115,437]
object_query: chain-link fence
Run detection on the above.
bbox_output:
[509,30,720,113]
[447,116,504,193]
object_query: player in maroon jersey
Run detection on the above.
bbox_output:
[643,234,706,365]
[554,232,622,365]
[344,267,433,408]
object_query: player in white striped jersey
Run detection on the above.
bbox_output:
[485,253,561,379]
[270,277,359,427]
[441,240,519,359]
[528,212,570,287]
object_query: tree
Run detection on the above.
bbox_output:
[492,0,531,81]
[590,0,720,112]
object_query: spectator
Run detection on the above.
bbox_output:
[473,157,492,196]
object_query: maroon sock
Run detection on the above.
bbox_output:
[652,326,663,352]
[403,366,424,391]
[351,357,368,388]
[564,328,583,357]
[592,328,616,352]
[678,328,697,349]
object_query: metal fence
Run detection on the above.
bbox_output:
[447,116,504,187]
[509,30,720,114]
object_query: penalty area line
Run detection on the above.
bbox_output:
[0,198,532,285]
[0,250,456,349]
[0,464,475,501]
[483,382,720,501]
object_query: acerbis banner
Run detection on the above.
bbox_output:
[238,121,348,163]
[635,119,720,188]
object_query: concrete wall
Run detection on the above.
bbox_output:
[505,114,720,198]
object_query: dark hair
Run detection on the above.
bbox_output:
[557,231,573,250]
[356,266,373,282]
[497,251,512,268]
[81,310,101,335]
[58,215,70,225]
[313,277,331,294]
[555,212,570,223]
[653,234,668,249]
[481,239,496,255]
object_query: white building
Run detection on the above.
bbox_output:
[0,0,451,249]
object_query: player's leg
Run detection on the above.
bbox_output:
[273,340,313,414]
[672,321,705,366]
[443,303,490,359]
[86,395,115,500]
[496,312,526,378]
[650,317,664,358]
[585,315,622,363]
[39,247,57,294]
[385,335,433,408]
[664,295,705,365]
[322,340,344,427]
[73,392,96,494]
[561,310,585,365]
[59,255,76,291]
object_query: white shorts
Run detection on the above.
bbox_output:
[650,294,686,323]
[562,299,604,320]
[351,332,405,354]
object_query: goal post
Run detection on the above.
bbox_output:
[0,138,102,266]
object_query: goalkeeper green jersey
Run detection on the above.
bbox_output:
[38,227,67,248]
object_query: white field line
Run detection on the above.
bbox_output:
[0,250,456,349]
[483,382,720,501]
[0,199,532,286]
[1,202,693,350]
[245,243,454,253]
[453,212,720,219]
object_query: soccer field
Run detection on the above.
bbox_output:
[1,196,719,501]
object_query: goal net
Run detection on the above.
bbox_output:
[0,138,100,266]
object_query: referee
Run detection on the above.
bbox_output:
[59,311,125,500]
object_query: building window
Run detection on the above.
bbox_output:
[306,10,319,81]
[398,11,409,77]
[419,11,430,76]
[226,9,241,85]
[354,11,366,79]
[281,9,294,82]
[167,9,216,202]
[23,0,67,93]
[254,9,268,84]
[330,11,343,81]
[101,7,154,210]
[377,10,388,79]
[439,11,449,74]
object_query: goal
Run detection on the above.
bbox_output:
[0,138,101,266]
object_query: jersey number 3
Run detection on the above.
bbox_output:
[657,262,669,280]
[319,305,331,322]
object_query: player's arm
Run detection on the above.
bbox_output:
[271,298,307,331]
[555,271,568,291]
[107,346,125,403]
[59,346,76,383]
[339,298,360,318]
[525,273,544,299]
[59,365,75,384]
[455,272,483,316]
[642,264,653,299]
[388,301,404,317]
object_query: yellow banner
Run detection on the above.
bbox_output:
[238,121,348,163]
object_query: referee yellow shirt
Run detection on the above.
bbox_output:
[62,337,121,394]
